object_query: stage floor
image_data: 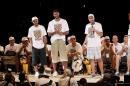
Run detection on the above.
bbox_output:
[0,72,124,83]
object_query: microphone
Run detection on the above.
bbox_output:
[91,22,95,34]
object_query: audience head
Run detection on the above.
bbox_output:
[63,68,72,77]
[5,71,15,83]
[19,71,26,82]
[78,78,87,86]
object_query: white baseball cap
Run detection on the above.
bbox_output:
[105,36,110,40]
[9,36,15,41]
[70,35,76,39]
[21,37,28,41]
[88,14,94,18]
[32,16,38,22]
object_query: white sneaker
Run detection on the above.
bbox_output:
[53,71,58,77]
[101,74,104,78]
[35,72,39,77]
[125,71,129,75]
[115,72,119,75]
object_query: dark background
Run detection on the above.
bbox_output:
[0,0,130,46]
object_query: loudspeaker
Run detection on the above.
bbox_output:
[124,75,130,83]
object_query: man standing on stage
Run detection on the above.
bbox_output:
[126,12,130,75]
[47,9,69,76]
[83,14,104,77]
[28,16,47,76]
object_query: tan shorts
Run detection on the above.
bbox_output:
[128,47,130,59]
[51,39,68,63]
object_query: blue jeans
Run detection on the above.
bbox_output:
[32,47,47,66]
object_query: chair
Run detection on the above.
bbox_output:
[3,56,17,71]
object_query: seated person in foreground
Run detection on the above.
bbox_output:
[18,71,32,86]
[35,67,56,86]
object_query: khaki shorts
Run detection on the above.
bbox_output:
[51,39,68,63]
[128,47,130,59]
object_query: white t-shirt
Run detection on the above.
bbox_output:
[128,25,130,46]
[66,42,83,57]
[47,18,69,43]
[112,43,122,54]
[4,43,19,54]
[85,22,103,47]
[28,25,47,49]
[128,25,130,57]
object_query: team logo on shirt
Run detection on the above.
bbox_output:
[88,26,95,38]
[33,30,42,40]
[54,24,62,32]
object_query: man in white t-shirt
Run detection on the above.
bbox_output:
[28,16,47,76]
[126,13,130,75]
[83,14,104,77]
[47,9,69,76]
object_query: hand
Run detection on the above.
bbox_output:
[22,44,27,48]
[58,32,63,35]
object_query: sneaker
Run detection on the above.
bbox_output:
[35,72,39,77]
[101,74,104,78]
[115,72,119,75]
[53,71,58,77]
[125,71,129,75]
[90,73,96,78]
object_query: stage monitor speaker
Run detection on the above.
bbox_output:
[124,75,130,83]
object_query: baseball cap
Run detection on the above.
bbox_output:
[88,14,94,18]
[105,36,110,40]
[9,36,15,41]
[32,16,38,22]
[70,35,76,39]
[21,37,28,41]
